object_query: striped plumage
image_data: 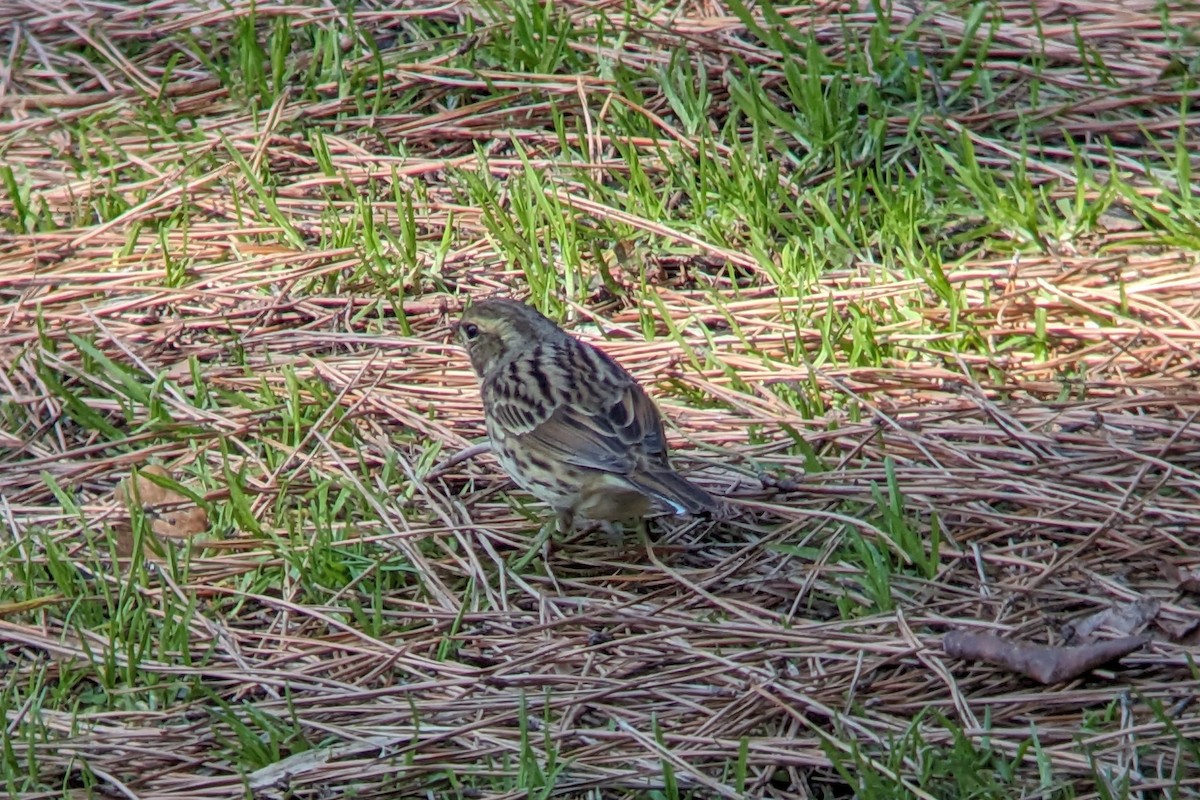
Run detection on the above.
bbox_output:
[456,298,714,532]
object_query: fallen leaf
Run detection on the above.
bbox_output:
[1170,564,1200,595]
[1068,598,1160,642]
[1158,618,1200,645]
[944,630,1150,684]
[1095,207,1142,232]
[114,464,209,555]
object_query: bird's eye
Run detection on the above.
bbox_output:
[462,322,480,340]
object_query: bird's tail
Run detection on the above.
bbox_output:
[628,469,716,516]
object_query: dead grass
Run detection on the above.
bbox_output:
[1,0,1199,798]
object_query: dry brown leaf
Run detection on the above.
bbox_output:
[1158,618,1200,645]
[1161,563,1200,594]
[944,630,1151,684]
[1095,207,1142,233]
[114,464,209,555]
[1068,598,1160,642]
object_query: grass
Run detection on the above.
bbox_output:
[2,0,1200,797]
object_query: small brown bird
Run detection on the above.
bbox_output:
[456,298,715,532]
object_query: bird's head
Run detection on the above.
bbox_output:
[455,298,564,379]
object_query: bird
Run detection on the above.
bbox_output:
[455,297,715,533]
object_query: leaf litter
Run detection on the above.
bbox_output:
[0,0,1199,797]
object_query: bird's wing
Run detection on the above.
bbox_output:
[503,380,714,514]
[487,357,667,476]
[544,379,668,474]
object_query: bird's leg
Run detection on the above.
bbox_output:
[561,516,624,547]
[597,519,623,545]
[555,509,576,535]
